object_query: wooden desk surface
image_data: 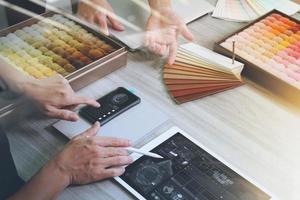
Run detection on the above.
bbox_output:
[3,1,300,199]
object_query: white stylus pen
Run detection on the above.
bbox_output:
[125,147,163,159]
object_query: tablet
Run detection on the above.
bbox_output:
[115,127,273,200]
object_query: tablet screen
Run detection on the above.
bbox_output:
[119,132,270,200]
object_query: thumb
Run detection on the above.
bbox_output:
[108,15,124,31]
[96,13,109,35]
[106,2,124,31]
[180,24,194,41]
[77,121,101,139]
[168,41,178,65]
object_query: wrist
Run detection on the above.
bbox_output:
[14,77,34,94]
[148,0,172,13]
[0,56,35,93]
[43,158,71,188]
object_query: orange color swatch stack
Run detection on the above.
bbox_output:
[163,43,244,104]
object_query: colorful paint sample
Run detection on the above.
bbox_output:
[220,12,300,89]
[163,43,244,104]
[0,14,114,79]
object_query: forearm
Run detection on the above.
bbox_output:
[0,56,33,93]
[8,160,69,200]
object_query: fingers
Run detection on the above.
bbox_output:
[108,15,124,31]
[95,13,109,35]
[144,31,153,48]
[45,105,79,121]
[102,167,125,178]
[106,3,125,31]
[152,44,165,56]
[168,40,178,65]
[144,33,165,55]
[93,167,126,180]
[62,104,77,111]
[98,147,129,157]
[159,44,167,55]
[106,5,124,31]
[153,43,167,56]
[102,156,133,167]
[80,121,101,138]
[44,73,100,108]
[71,96,100,108]
[144,27,178,62]
[180,23,194,41]
[73,123,130,147]
[148,43,158,54]
[93,136,131,147]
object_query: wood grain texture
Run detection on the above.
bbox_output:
[2,1,300,199]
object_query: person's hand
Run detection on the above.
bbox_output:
[23,74,100,121]
[77,0,124,35]
[144,7,194,64]
[50,122,133,185]
[7,123,132,200]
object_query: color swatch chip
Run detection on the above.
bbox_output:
[212,0,300,22]
[163,43,244,104]
[0,14,114,79]
[220,12,300,89]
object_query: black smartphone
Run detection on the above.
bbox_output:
[79,87,141,125]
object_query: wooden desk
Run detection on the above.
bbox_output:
[3,1,300,199]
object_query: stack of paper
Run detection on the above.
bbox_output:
[163,43,244,104]
[212,0,300,22]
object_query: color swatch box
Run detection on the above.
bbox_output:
[214,10,300,104]
[0,12,127,91]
